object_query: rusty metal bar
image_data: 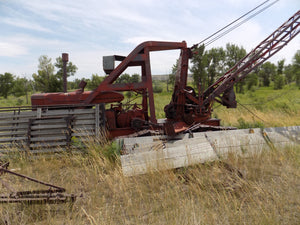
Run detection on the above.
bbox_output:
[0,162,77,204]
[0,193,76,204]
[0,166,65,191]
[62,53,69,93]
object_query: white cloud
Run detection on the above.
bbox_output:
[123,36,169,46]
[208,20,263,50]
[269,40,300,65]
[2,18,53,33]
[0,42,27,57]
[1,0,299,78]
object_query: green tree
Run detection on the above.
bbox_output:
[258,62,276,87]
[130,74,140,83]
[32,55,57,92]
[38,55,54,76]
[167,59,178,92]
[191,43,246,93]
[153,80,163,93]
[87,74,105,90]
[224,43,246,70]
[115,73,131,84]
[0,72,14,98]
[68,78,83,90]
[32,69,61,92]
[273,59,285,90]
[245,72,258,91]
[274,74,285,89]
[284,64,294,84]
[54,56,78,90]
[33,55,78,92]
[292,50,300,87]
[224,43,247,93]
[12,77,31,97]
[32,70,47,92]
[190,44,208,90]
[277,59,285,75]
[206,47,225,85]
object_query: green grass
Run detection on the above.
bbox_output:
[0,84,299,224]
[236,84,300,112]
[150,83,300,128]
[0,95,30,107]
[1,83,299,128]
[3,82,298,128]
[213,84,300,128]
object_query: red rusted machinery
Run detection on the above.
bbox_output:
[31,10,300,138]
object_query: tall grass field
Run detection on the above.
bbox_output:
[0,84,299,224]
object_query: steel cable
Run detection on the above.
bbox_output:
[192,0,279,48]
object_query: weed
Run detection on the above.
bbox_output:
[237,117,264,129]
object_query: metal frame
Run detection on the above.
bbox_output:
[0,162,76,204]
[84,41,188,124]
[202,10,300,108]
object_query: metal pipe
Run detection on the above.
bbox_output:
[0,166,65,191]
[62,53,69,93]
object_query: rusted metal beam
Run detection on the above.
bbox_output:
[0,193,76,204]
[62,53,69,93]
[0,166,65,191]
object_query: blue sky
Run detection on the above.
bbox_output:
[0,0,299,80]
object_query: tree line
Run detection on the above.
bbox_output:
[0,55,77,99]
[187,43,300,93]
[0,53,142,99]
[1,43,300,100]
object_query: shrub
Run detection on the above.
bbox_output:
[153,82,163,93]
[274,74,285,90]
[237,117,264,129]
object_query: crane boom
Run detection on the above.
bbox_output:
[202,10,300,108]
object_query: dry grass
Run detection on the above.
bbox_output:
[1,87,299,224]
[1,138,299,225]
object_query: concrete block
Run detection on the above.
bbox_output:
[204,128,269,157]
[264,126,300,145]
[120,126,300,176]
[121,134,217,176]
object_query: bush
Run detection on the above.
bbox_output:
[153,82,163,93]
[100,141,120,163]
[237,118,264,129]
[16,98,23,106]
[274,74,285,90]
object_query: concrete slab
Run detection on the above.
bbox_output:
[118,133,189,154]
[204,128,269,157]
[264,126,300,145]
[120,126,300,176]
[121,134,217,176]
